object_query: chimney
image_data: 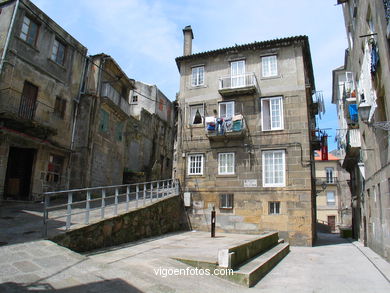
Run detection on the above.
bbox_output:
[183,25,194,56]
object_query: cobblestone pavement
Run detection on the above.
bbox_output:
[0,231,389,292]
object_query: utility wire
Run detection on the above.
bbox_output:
[18,0,172,106]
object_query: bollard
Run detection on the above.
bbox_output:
[211,206,216,238]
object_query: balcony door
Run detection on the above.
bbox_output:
[19,81,38,120]
[231,60,245,88]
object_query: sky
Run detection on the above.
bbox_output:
[30,0,347,150]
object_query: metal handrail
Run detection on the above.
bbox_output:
[42,178,180,237]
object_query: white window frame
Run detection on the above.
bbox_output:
[326,191,336,206]
[269,201,280,214]
[218,152,235,175]
[231,60,245,88]
[188,104,204,125]
[219,101,235,119]
[325,168,334,183]
[220,194,234,209]
[188,154,204,175]
[261,96,284,131]
[261,55,278,77]
[262,150,286,187]
[191,66,204,87]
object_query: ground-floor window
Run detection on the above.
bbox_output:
[269,201,280,214]
[220,193,234,209]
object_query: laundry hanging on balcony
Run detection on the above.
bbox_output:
[370,41,379,75]
[348,104,358,122]
[205,116,216,131]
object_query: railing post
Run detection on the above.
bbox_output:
[157,181,160,198]
[114,188,119,216]
[42,194,50,238]
[162,181,166,198]
[85,191,91,225]
[150,182,153,203]
[66,192,73,230]
[136,184,139,208]
[126,186,130,212]
[143,184,146,206]
[101,189,106,219]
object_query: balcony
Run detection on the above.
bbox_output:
[0,89,57,139]
[101,83,131,117]
[205,115,246,141]
[315,177,337,185]
[347,128,361,148]
[218,73,258,97]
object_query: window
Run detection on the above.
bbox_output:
[219,101,235,119]
[131,95,138,103]
[220,194,233,209]
[231,60,245,87]
[99,109,109,133]
[269,201,280,214]
[189,104,204,125]
[325,168,334,183]
[218,153,235,175]
[327,191,336,206]
[20,15,38,46]
[159,98,164,111]
[115,122,124,141]
[191,66,204,86]
[263,150,285,187]
[19,81,38,120]
[51,39,66,65]
[261,97,283,131]
[54,96,66,119]
[46,154,64,183]
[188,154,204,175]
[261,55,277,77]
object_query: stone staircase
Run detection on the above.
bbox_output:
[176,232,289,287]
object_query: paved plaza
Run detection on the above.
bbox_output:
[0,202,389,292]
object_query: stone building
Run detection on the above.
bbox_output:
[129,80,173,124]
[332,65,365,241]
[175,26,319,246]
[336,0,390,261]
[315,151,352,233]
[0,0,87,200]
[71,54,175,188]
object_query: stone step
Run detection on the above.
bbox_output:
[232,242,290,287]
[218,231,279,269]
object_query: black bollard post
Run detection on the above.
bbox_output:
[211,206,216,238]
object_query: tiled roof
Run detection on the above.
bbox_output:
[314,150,339,161]
[175,35,315,91]
[176,35,309,61]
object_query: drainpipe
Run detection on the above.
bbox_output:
[0,0,20,74]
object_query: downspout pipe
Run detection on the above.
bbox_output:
[0,0,20,74]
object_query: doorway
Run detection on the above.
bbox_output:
[328,215,336,233]
[5,147,36,200]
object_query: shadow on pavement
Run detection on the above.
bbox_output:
[0,278,143,293]
[0,201,65,245]
[314,232,350,247]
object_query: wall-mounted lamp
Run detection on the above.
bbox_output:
[358,100,390,130]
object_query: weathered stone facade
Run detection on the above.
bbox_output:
[336,0,390,261]
[315,151,352,233]
[71,54,175,188]
[52,195,189,252]
[0,0,87,200]
[175,27,318,246]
